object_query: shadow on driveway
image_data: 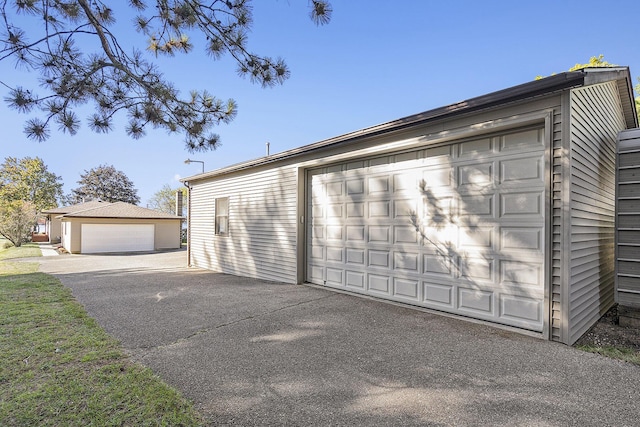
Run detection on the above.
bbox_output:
[38,251,640,426]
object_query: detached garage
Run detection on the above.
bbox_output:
[59,201,183,254]
[183,68,638,344]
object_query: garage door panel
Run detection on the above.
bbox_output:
[393,251,419,273]
[368,226,391,244]
[346,226,365,242]
[426,144,453,160]
[368,274,391,294]
[368,250,390,269]
[368,176,390,194]
[500,191,544,218]
[424,195,454,222]
[81,224,154,253]
[500,155,544,184]
[394,199,417,218]
[424,282,454,306]
[459,137,493,157]
[391,226,416,245]
[500,227,543,252]
[346,271,365,289]
[423,253,453,276]
[500,259,543,287]
[307,127,545,332]
[368,201,390,218]
[460,257,495,282]
[346,178,365,195]
[393,278,420,300]
[458,288,494,314]
[422,167,453,189]
[459,227,494,249]
[326,225,343,241]
[326,268,343,286]
[346,248,365,265]
[458,162,494,189]
[500,128,544,151]
[347,202,365,218]
[499,293,543,327]
[327,203,343,218]
[394,173,419,193]
[326,246,344,262]
[460,194,494,217]
[326,181,344,197]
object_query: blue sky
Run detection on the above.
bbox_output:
[2,0,639,206]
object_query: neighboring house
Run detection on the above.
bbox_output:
[45,201,182,254]
[182,67,638,345]
[42,200,107,243]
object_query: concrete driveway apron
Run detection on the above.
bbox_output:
[38,251,640,426]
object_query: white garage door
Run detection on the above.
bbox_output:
[307,127,546,331]
[81,224,155,253]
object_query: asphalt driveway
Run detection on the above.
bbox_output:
[38,250,640,426]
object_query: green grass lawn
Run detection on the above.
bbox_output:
[575,344,640,365]
[0,244,204,426]
[0,240,42,260]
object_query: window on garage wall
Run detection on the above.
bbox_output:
[215,197,229,236]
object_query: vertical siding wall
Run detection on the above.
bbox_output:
[189,164,299,283]
[617,128,640,308]
[551,106,565,342]
[567,81,626,344]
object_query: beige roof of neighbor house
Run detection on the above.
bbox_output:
[42,199,108,214]
[54,201,182,220]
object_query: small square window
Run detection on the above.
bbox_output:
[215,197,229,235]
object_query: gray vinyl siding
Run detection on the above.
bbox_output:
[567,81,626,344]
[189,165,299,283]
[617,128,640,308]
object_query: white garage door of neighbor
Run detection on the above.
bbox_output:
[307,127,546,332]
[81,224,155,253]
